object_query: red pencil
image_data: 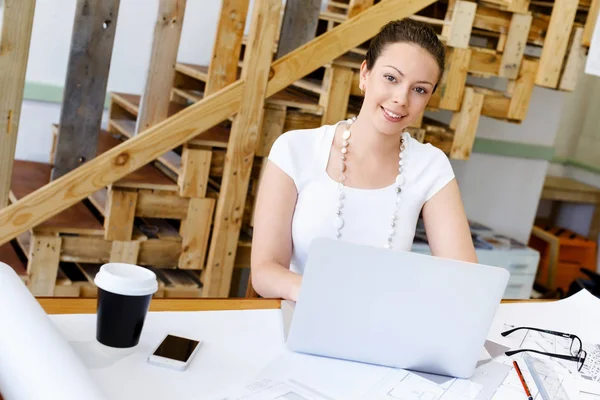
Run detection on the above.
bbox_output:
[513,360,534,400]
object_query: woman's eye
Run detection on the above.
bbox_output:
[414,87,427,95]
[384,75,396,82]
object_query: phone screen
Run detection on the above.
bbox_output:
[153,335,200,362]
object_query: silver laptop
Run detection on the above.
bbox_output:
[285,237,509,378]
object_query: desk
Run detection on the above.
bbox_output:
[38,298,281,314]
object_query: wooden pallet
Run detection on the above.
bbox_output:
[9,160,190,296]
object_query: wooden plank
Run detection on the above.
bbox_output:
[447,1,477,49]
[321,65,354,125]
[0,0,439,247]
[138,240,181,267]
[276,0,321,59]
[109,241,141,263]
[38,298,282,314]
[347,0,375,17]
[135,0,186,134]
[450,88,484,159]
[499,13,532,79]
[136,190,190,219]
[535,0,579,88]
[204,0,282,297]
[179,198,215,269]
[439,48,471,110]
[480,92,511,119]
[178,147,212,198]
[104,189,138,241]
[482,0,530,13]
[469,47,502,77]
[0,0,36,209]
[60,236,112,264]
[27,235,62,296]
[10,160,104,236]
[52,0,121,180]
[96,129,177,191]
[257,105,287,157]
[508,58,538,120]
[559,27,586,91]
[583,0,599,46]
[205,0,250,96]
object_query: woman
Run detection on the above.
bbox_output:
[251,18,477,301]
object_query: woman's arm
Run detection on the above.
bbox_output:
[421,179,478,263]
[251,160,302,301]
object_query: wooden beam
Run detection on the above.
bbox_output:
[321,65,354,125]
[51,0,121,180]
[348,0,375,17]
[275,0,321,59]
[205,0,250,96]
[256,105,287,158]
[508,58,538,120]
[499,13,532,79]
[535,0,579,88]
[135,0,186,134]
[104,188,138,241]
[583,0,599,47]
[0,0,438,247]
[109,240,141,263]
[27,235,62,297]
[450,88,484,159]
[178,147,212,198]
[439,47,471,110]
[0,0,35,209]
[203,0,282,297]
[559,27,586,91]
[179,198,215,269]
[447,1,477,49]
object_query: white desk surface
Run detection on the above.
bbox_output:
[51,309,285,400]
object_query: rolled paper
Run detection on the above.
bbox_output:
[0,262,107,400]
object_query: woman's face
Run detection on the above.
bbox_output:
[359,42,440,135]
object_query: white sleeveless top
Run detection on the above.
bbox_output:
[268,121,455,275]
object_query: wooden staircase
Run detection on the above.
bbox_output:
[1,0,598,298]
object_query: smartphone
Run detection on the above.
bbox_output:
[147,334,202,371]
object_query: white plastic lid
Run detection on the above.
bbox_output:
[94,263,158,296]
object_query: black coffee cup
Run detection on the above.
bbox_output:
[94,263,158,348]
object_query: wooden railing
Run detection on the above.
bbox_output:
[0,0,435,246]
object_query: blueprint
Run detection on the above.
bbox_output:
[501,324,600,386]
[214,351,546,400]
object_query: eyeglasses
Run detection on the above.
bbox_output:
[501,326,587,372]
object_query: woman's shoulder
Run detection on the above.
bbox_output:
[267,123,335,188]
[403,132,449,167]
[273,124,332,152]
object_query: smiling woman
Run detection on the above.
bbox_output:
[250,18,478,301]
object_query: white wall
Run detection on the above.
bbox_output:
[14,0,231,163]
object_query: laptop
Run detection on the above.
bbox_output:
[285,237,509,378]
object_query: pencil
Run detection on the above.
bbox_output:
[513,360,534,400]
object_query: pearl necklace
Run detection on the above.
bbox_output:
[334,117,407,249]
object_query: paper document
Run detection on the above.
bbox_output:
[216,349,550,400]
